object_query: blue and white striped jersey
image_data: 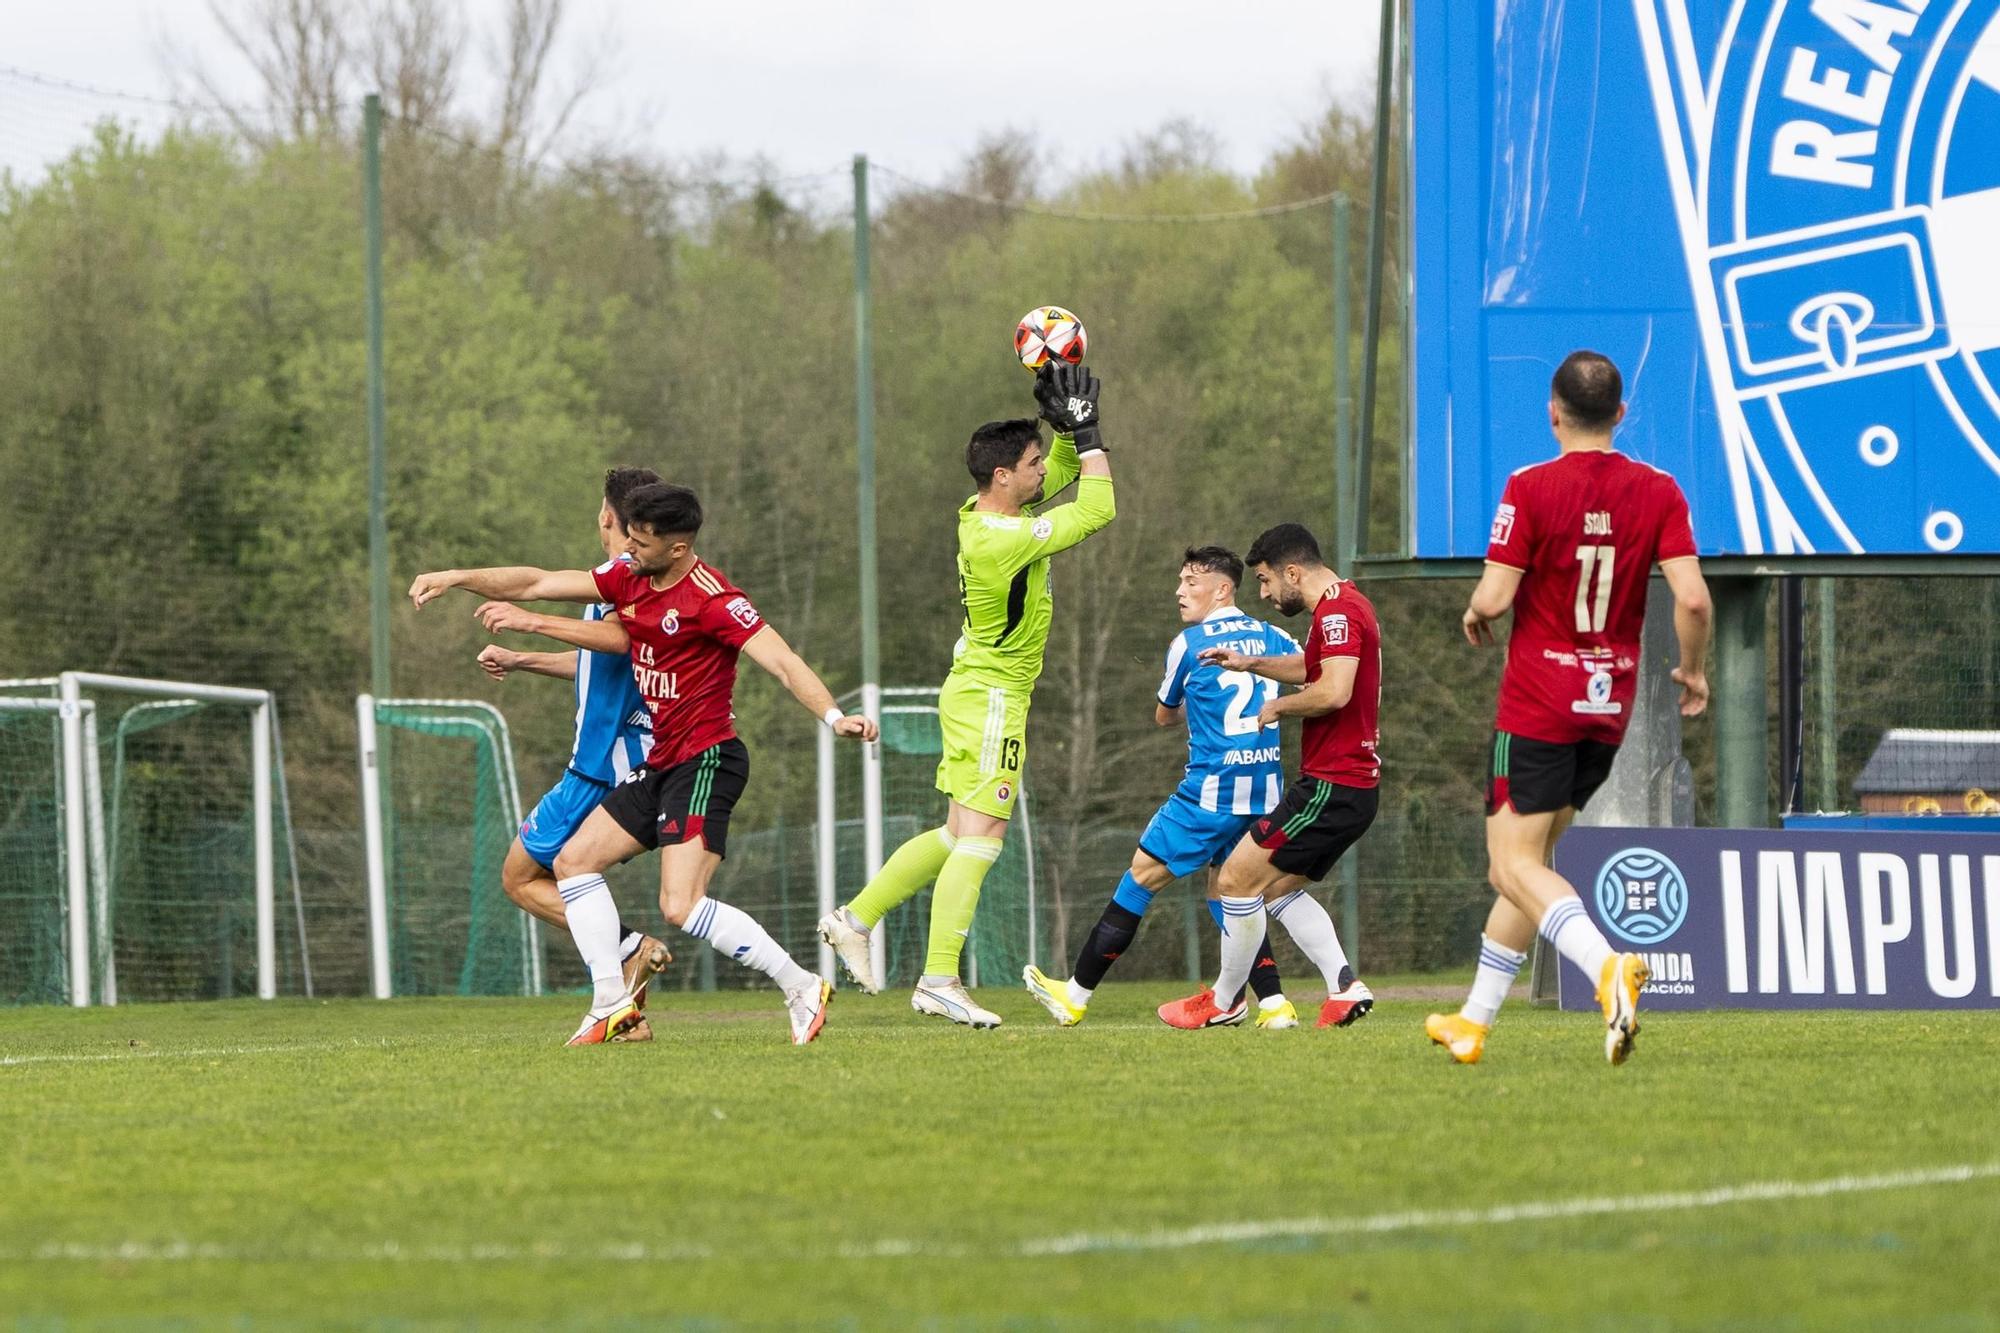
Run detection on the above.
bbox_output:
[1157,607,1299,816]
[567,601,653,784]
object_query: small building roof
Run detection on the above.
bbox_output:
[1855,729,2000,795]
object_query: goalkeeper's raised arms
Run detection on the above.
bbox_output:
[408,566,603,607]
[1034,361,1104,455]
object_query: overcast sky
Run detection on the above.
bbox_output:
[0,0,1380,193]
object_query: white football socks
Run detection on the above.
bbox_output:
[558,873,628,1011]
[1066,978,1093,1010]
[686,896,810,993]
[1211,895,1267,1006]
[1462,933,1528,1026]
[1268,887,1351,990]
[1540,897,1614,986]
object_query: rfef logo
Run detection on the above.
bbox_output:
[1594,847,1689,946]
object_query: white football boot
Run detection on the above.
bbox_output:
[816,911,880,994]
[784,974,832,1046]
[911,977,1002,1029]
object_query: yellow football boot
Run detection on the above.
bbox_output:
[1254,998,1300,1030]
[1597,952,1651,1065]
[1424,1011,1490,1064]
[565,1000,642,1047]
[1021,965,1086,1027]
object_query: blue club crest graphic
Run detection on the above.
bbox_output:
[1412,0,2000,559]
[1594,848,1690,946]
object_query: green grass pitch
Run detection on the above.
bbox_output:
[3,982,1997,1328]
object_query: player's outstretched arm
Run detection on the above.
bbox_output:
[477,646,578,682]
[982,473,1116,577]
[1259,657,1357,724]
[1198,646,1308,685]
[739,625,880,742]
[1661,556,1712,717]
[473,601,629,655]
[1462,562,1524,646]
[408,566,601,607]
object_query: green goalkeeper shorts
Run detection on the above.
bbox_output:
[934,672,1028,820]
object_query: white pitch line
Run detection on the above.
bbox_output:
[3,1162,1993,1266]
[1013,1161,2000,1257]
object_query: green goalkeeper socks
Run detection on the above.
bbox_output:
[845,826,956,928]
[923,836,1005,977]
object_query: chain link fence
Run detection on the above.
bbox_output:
[2,60,1993,1004]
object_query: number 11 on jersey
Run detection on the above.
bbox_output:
[1574,544,1613,633]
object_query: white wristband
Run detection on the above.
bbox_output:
[823,707,844,728]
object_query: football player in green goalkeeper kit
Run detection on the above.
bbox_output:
[819,361,1115,1027]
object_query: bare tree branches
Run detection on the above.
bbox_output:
[161,0,353,144]
[159,0,610,167]
[365,0,463,128]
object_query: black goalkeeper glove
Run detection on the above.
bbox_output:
[1034,360,1104,455]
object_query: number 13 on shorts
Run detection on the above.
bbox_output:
[934,676,1029,820]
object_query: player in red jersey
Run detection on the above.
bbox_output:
[1428,350,1712,1066]
[1158,523,1380,1031]
[409,482,878,1047]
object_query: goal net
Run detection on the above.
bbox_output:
[0,673,310,1006]
[359,696,542,998]
[0,695,85,1006]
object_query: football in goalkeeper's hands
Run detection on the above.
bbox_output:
[1014,305,1086,370]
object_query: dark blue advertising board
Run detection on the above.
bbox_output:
[1554,826,2000,1010]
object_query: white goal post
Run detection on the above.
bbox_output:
[2,672,305,1007]
[357,695,539,1000]
[0,695,94,1006]
[63,672,284,1003]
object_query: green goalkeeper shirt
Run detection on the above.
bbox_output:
[950,433,1117,692]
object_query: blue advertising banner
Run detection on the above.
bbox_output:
[1554,826,2000,1009]
[1411,1,2000,559]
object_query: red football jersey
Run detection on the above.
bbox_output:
[1485,450,1697,745]
[591,555,767,770]
[1300,579,1382,788]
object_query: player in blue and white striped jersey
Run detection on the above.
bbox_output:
[1024,546,1300,1029]
[474,468,670,1034]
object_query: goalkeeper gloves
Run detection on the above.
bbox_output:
[1034,361,1104,455]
